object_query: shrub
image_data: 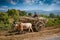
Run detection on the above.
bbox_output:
[45,20,54,27]
[45,18,60,27]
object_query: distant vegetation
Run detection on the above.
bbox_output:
[0,9,60,30]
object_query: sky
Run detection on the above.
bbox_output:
[0,0,60,11]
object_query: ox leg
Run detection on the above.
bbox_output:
[29,28,30,32]
[14,26,17,32]
[20,29,23,33]
[29,27,33,32]
[20,26,24,33]
[31,28,33,32]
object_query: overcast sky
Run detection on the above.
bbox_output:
[0,0,60,11]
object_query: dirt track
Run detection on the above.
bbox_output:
[0,25,60,40]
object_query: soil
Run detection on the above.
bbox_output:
[0,25,60,40]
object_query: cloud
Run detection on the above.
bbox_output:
[39,1,44,5]
[53,0,60,4]
[23,0,57,6]
[37,0,60,11]
[24,0,33,5]
[7,0,18,5]
[42,3,59,11]
[56,1,60,4]
[1,6,8,8]
[16,0,60,11]
[0,8,5,10]
[45,5,55,11]
[0,6,8,11]
[24,0,38,5]
[25,0,31,4]
[10,0,17,5]
[0,0,59,11]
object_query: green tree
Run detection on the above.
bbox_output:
[19,11,27,16]
[7,9,20,22]
[49,13,56,18]
[0,12,10,30]
[28,13,32,16]
[0,12,9,23]
[56,15,60,18]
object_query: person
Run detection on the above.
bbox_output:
[33,12,39,18]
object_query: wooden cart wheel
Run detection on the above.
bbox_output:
[34,21,45,32]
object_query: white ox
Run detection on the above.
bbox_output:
[14,22,33,32]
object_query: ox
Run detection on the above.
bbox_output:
[14,22,33,33]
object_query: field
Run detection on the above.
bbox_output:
[0,25,60,40]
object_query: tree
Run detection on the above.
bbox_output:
[0,12,9,23]
[28,13,32,16]
[56,15,60,18]
[49,13,55,18]
[19,11,27,16]
[7,9,20,22]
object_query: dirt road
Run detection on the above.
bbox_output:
[0,26,60,40]
[23,28,60,40]
[23,34,60,40]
